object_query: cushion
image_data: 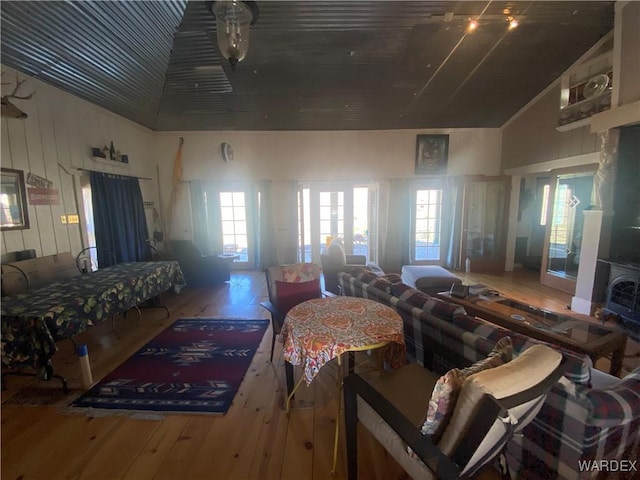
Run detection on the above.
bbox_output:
[401,265,462,290]
[275,278,321,314]
[438,344,562,457]
[419,337,513,439]
[281,263,318,283]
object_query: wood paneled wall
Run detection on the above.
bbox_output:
[1,66,155,262]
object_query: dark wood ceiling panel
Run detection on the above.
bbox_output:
[1,1,615,131]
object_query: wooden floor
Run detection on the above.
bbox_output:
[1,268,636,480]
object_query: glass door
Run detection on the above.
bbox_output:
[298,183,378,264]
[411,186,444,263]
[459,176,511,272]
[219,190,253,268]
[540,165,596,293]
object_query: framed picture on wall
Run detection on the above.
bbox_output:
[415,134,449,175]
[1,167,30,231]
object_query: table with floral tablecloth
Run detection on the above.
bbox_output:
[281,296,406,386]
[1,261,186,379]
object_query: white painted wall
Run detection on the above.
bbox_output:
[1,65,502,265]
[1,65,156,261]
[153,129,502,254]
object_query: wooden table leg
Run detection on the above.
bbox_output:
[609,341,627,377]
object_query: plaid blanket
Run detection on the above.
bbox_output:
[338,269,640,479]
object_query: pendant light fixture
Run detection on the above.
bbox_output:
[208,1,259,70]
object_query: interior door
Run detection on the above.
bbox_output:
[540,165,596,293]
[459,176,511,272]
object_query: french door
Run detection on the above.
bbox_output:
[410,184,445,264]
[298,183,378,264]
[200,184,255,269]
[219,190,253,268]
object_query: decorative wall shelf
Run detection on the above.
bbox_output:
[556,118,591,132]
[90,145,129,165]
[92,156,129,166]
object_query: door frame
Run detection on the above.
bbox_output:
[540,164,597,293]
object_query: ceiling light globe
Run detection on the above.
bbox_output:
[213,1,256,69]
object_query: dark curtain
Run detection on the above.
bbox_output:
[90,172,150,265]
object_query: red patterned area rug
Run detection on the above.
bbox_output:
[70,318,268,415]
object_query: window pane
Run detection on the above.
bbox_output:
[414,188,443,262]
[232,192,245,206]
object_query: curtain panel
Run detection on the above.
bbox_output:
[90,172,150,265]
[256,180,277,270]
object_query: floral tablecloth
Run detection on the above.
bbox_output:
[1,261,186,378]
[281,296,406,385]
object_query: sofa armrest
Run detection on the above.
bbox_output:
[578,367,640,427]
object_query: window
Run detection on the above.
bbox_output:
[411,186,444,263]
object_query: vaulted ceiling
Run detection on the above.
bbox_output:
[1,1,615,131]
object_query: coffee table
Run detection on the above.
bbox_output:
[437,292,627,377]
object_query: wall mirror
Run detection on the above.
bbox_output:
[1,167,30,231]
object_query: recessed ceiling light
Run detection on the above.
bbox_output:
[467,19,478,33]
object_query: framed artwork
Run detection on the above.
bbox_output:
[1,167,30,231]
[415,134,449,175]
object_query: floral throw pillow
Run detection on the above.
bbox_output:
[419,368,466,438]
[281,263,317,283]
[419,336,513,439]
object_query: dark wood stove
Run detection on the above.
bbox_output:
[603,261,640,337]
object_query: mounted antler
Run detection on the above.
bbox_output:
[1,74,34,119]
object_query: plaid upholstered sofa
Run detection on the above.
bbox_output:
[338,268,640,480]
